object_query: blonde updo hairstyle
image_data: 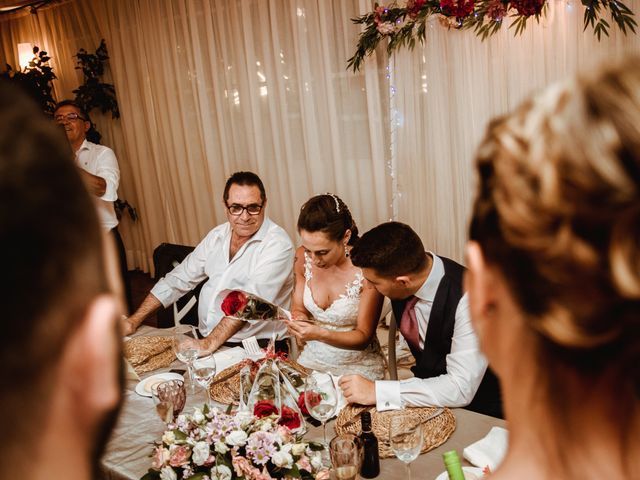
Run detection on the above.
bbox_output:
[470,57,640,403]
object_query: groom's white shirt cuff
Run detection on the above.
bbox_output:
[376,380,402,411]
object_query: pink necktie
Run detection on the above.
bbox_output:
[400,296,420,351]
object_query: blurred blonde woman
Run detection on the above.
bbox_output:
[465,56,640,480]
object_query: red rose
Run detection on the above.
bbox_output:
[279,406,301,430]
[297,391,321,416]
[253,400,279,418]
[439,0,475,18]
[221,290,248,316]
[511,0,544,16]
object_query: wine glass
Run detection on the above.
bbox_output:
[172,325,199,393]
[151,379,186,424]
[330,434,362,480]
[192,355,216,408]
[389,413,424,479]
[304,372,338,446]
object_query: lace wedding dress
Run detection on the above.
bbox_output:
[296,253,385,380]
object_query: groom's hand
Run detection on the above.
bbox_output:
[339,375,376,406]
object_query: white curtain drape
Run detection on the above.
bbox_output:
[393,0,640,262]
[1,0,390,273]
[2,0,638,271]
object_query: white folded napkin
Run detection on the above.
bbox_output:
[198,346,247,373]
[463,426,508,471]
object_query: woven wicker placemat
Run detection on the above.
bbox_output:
[123,335,174,375]
[209,359,309,405]
[334,404,456,458]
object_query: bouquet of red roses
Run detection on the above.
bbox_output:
[219,289,290,321]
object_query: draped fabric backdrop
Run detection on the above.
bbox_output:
[1,0,639,273]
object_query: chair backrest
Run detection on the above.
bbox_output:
[153,243,202,328]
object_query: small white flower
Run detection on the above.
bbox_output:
[260,420,273,431]
[210,464,232,480]
[191,441,210,466]
[225,429,248,446]
[214,441,229,454]
[291,443,306,456]
[192,408,205,423]
[159,466,178,480]
[162,431,176,445]
[272,450,294,468]
[310,451,323,470]
[280,443,292,454]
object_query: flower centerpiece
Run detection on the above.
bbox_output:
[141,406,330,480]
[220,290,290,321]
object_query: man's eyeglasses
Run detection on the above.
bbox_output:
[226,203,263,216]
[54,112,86,123]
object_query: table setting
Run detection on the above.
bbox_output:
[104,303,508,480]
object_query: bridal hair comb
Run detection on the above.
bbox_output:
[325,192,340,213]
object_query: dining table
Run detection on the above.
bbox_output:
[99,327,507,480]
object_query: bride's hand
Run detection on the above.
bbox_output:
[284,317,319,342]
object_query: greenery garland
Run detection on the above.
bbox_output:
[347,0,637,71]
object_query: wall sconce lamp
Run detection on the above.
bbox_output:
[18,43,33,70]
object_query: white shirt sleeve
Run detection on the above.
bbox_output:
[95,147,120,201]
[376,295,487,410]
[150,233,213,308]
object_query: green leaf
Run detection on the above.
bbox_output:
[140,470,160,480]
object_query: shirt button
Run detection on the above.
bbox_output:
[385,402,390,407]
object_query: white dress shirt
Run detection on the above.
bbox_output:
[376,253,488,411]
[151,218,294,341]
[75,139,120,231]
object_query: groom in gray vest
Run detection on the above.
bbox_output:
[339,222,502,418]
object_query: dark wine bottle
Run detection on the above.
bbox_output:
[359,411,380,478]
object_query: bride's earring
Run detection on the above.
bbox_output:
[344,243,349,258]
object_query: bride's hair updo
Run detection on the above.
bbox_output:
[470,56,640,395]
[297,194,359,245]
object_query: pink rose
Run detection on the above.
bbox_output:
[296,455,312,472]
[233,455,261,479]
[168,445,190,467]
[316,469,331,480]
[151,446,169,469]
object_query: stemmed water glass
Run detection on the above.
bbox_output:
[389,412,424,479]
[192,355,216,408]
[172,325,199,394]
[304,372,338,446]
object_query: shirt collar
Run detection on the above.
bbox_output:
[77,139,90,153]
[414,252,443,303]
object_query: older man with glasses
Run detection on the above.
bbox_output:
[54,100,132,313]
[122,171,294,353]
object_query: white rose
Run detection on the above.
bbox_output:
[161,430,176,445]
[191,408,205,423]
[234,410,253,427]
[214,441,229,454]
[210,464,233,480]
[159,466,177,480]
[271,450,294,469]
[191,441,210,466]
[291,443,306,456]
[225,430,248,446]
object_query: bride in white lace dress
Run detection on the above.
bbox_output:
[285,194,385,381]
